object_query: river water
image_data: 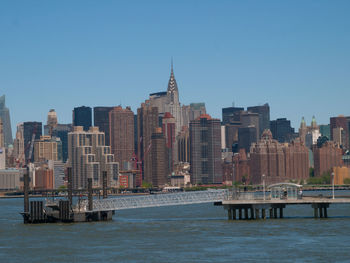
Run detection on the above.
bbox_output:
[1,191,350,263]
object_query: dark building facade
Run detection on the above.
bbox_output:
[238,126,257,153]
[330,115,349,150]
[222,107,244,125]
[270,118,296,143]
[109,106,135,170]
[23,121,42,162]
[137,102,159,184]
[313,141,343,177]
[94,107,113,146]
[73,106,92,131]
[51,124,72,162]
[151,128,168,187]
[247,103,270,137]
[177,126,190,163]
[190,114,222,184]
[162,112,176,174]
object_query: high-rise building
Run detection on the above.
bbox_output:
[224,121,241,152]
[72,106,92,131]
[45,109,58,136]
[319,124,331,139]
[330,115,349,149]
[94,107,114,146]
[222,107,244,125]
[247,103,270,137]
[177,126,190,163]
[190,114,222,184]
[162,112,176,174]
[151,128,168,187]
[137,102,159,184]
[23,122,42,163]
[250,130,309,185]
[238,126,257,153]
[51,124,72,163]
[67,126,119,189]
[109,106,135,170]
[48,160,65,188]
[0,118,3,148]
[270,118,296,143]
[0,95,12,147]
[240,111,259,140]
[313,141,343,177]
[34,165,54,190]
[34,136,59,163]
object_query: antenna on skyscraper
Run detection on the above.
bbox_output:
[232,101,235,107]
[171,57,174,72]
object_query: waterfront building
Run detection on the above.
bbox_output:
[0,95,12,147]
[0,168,21,190]
[190,114,222,184]
[270,118,296,143]
[250,130,309,185]
[313,141,343,177]
[67,126,119,189]
[23,122,42,163]
[73,106,92,131]
[233,149,250,184]
[137,102,159,184]
[34,165,54,190]
[109,106,134,170]
[48,160,65,188]
[34,136,59,162]
[247,103,270,137]
[94,106,114,146]
[333,166,350,185]
[151,128,168,187]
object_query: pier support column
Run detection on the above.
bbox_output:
[255,209,259,219]
[250,208,255,219]
[269,208,273,218]
[280,207,283,219]
[274,208,278,219]
[313,205,318,218]
[239,209,242,220]
[244,207,249,220]
[323,207,328,218]
[228,209,232,220]
[232,209,236,220]
[102,171,107,199]
[319,207,323,218]
[67,167,73,208]
[23,167,30,223]
[88,178,93,211]
[262,209,266,219]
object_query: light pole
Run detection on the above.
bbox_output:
[262,174,266,201]
[332,172,335,200]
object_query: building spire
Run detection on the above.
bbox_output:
[171,57,173,73]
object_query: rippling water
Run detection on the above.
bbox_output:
[1,191,350,263]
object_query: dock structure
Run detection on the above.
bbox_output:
[222,183,350,220]
[223,198,350,220]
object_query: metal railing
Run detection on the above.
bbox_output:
[81,189,228,212]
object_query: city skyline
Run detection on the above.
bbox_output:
[1,1,350,134]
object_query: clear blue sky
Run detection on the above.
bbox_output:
[1,0,350,136]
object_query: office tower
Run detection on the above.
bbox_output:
[305,116,321,148]
[190,114,222,184]
[34,136,59,162]
[162,112,176,173]
[137,102,159,184]
[222,107,244,125]
[270,118,296,143]
[313,141,343,177]
[23,122,42,163]
[250,130,309,185]
[247,103,270,137]
[149,92,168,115]
[109,106,134,170]
[238,126,257,153]
[13,123,24,166]
[240,111,259,140]
[151,128,168,187]
[299,117,308,144]
[44,109,58,136]
[182,103,207,127]
[0,95,12,147]
[319,124,330,139]
[51,124,72,163]
[48,160,65,188]
[94,106,113,146]
[224,121,241,152]
[177,126,190,163]
[0,119,3,148]
[134,115,138,155]
[330,115,349,149]
[34,165,54,190]
[67,126,119,189]
[73,106,92,131]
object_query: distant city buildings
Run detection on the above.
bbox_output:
[270,118,296,143]
[0,95,12,147]
[94,106,113,146]
[23,121,42,163]
[73,106,92,131]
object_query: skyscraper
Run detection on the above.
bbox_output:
[151,128,168,187]
[67,126,119,189]
[222,106,244,125]
[247,103,270,137]
[109,106,135,170]
[73,106,92,131]
[0,95,12,147]
[190,114,222,184]
[94,106,113,146]
[162,112,176,174]
[330,115,349,149]
[51,124,72,163]
[23,122,42,162]
[45,109,58,136]
[270,118,296,143]
[137,102,159,184]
